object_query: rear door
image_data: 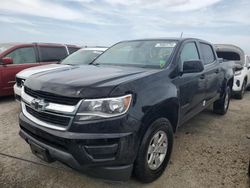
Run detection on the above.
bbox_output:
[37,45,68,64]
[177,40,206,122]
[1,45,38,95]
[199,42,221,102]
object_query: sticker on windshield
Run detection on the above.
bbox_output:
[160,60,166,68]
[155,42,177,48]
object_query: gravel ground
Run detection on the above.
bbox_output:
[0,93,249,188]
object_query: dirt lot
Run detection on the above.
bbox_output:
[0,93,249,188]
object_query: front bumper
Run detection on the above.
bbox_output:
[19,112,139,181]
[13,84,22,101]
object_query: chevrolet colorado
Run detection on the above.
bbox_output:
[19,38,234,183]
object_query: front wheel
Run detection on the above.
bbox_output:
[213,85,231,115]
[134,118,173,183]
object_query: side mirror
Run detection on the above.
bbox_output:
[1,57,13,65]
[182,60,204,74]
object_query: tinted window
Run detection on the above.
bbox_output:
[38,46,67,62]
[200,43,215,65]
[5,47,36,64]
[180,42,199,64]
[68,47,80,54]
[94,40,177,69]
[216,51,240,61]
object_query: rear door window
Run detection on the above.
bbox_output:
[38,46,67,62]
[180,42,200,64]
[200,43,216,65]
[5,47,37,64]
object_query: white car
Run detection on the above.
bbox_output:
[14,47,107,101]
[215,44,250,99]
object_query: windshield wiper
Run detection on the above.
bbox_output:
[89,62,100,66]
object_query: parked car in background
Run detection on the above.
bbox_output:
[19,38,234,182]
[215,44,250,99]
[14,47,107,101]
[0,43,80,97]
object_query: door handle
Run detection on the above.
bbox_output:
[200,74,205,79]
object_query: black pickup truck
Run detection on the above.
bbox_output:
[19,38,234,183]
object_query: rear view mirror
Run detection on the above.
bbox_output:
[1,57,13,65]
[182,60,204,74]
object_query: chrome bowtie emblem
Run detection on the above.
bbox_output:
[30,98,47,112]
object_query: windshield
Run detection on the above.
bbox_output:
[61,49,104,65]
[94,40,178,68]
[0,43,16,53]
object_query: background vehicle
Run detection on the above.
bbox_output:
[215,44,250,99]
[19,38,234,182]
[14,47,107,101]
[0,43,80,97]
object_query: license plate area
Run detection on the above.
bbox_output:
[29,141,54,163]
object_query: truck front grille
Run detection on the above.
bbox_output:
[24,87,79,105]
[26,105,71,127]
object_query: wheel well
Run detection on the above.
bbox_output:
[244,76,248,83]
[141,101,179,134]
[227,77,234,89]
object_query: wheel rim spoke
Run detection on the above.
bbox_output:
[147,130,168,170]
[156,145,167,154]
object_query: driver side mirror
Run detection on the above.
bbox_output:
[182,60,204,74]
[1,57,13,65]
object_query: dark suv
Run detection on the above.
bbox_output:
[19,38,234,182]
[0,43,80,97]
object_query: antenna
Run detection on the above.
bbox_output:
[180,32,183,38]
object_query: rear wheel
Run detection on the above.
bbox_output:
[134,118,173,183]
[213,85,231,115]
[235,80,246,99]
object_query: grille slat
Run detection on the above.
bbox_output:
[24,87,79,105]
[26,105,71,127]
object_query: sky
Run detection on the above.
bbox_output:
[0,0,250,54]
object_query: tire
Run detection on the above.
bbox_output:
[134,118,173,183]
[213,85,231,115]
[234,80,246,99]
[248,160,250,177]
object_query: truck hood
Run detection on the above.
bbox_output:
[16,64,70,79]
[25,65,159,98]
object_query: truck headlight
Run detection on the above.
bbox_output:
[76,94,132,120]
[234,70,242,76]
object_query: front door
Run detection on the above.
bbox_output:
[1,46,38,95]
[175,41,206,123]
